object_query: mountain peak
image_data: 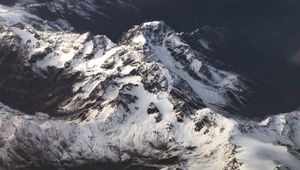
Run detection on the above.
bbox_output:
[1,2,300,170]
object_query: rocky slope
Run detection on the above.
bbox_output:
[0,3,300,170]
[1,101,300,170]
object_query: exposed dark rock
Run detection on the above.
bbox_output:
[147,103,159,115]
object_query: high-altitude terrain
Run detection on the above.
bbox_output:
[0,1,300,170]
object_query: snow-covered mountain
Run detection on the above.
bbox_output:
[2,101,300,170]
[0,3,300,170]
[0,4,255,117]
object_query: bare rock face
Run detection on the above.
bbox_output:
[0,3,300,170]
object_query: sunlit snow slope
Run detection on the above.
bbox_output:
[0,4,300,170]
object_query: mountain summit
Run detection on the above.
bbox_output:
[0,2,300,170]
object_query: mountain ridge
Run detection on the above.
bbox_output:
[0,2,300,170]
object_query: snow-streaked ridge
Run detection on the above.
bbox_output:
[1,5,300,170]
[1,102,300,170]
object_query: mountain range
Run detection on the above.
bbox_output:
[0,1,300,170]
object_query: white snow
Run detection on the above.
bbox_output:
[143,21,161,29]
[35,50,76,69]
[2,96,300,170]
[1,10,298,169]
[234,134,300,170]
[150,42,226,107]
[72,46,123,75]
[82,40,94,56]
[132,34,146,44]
